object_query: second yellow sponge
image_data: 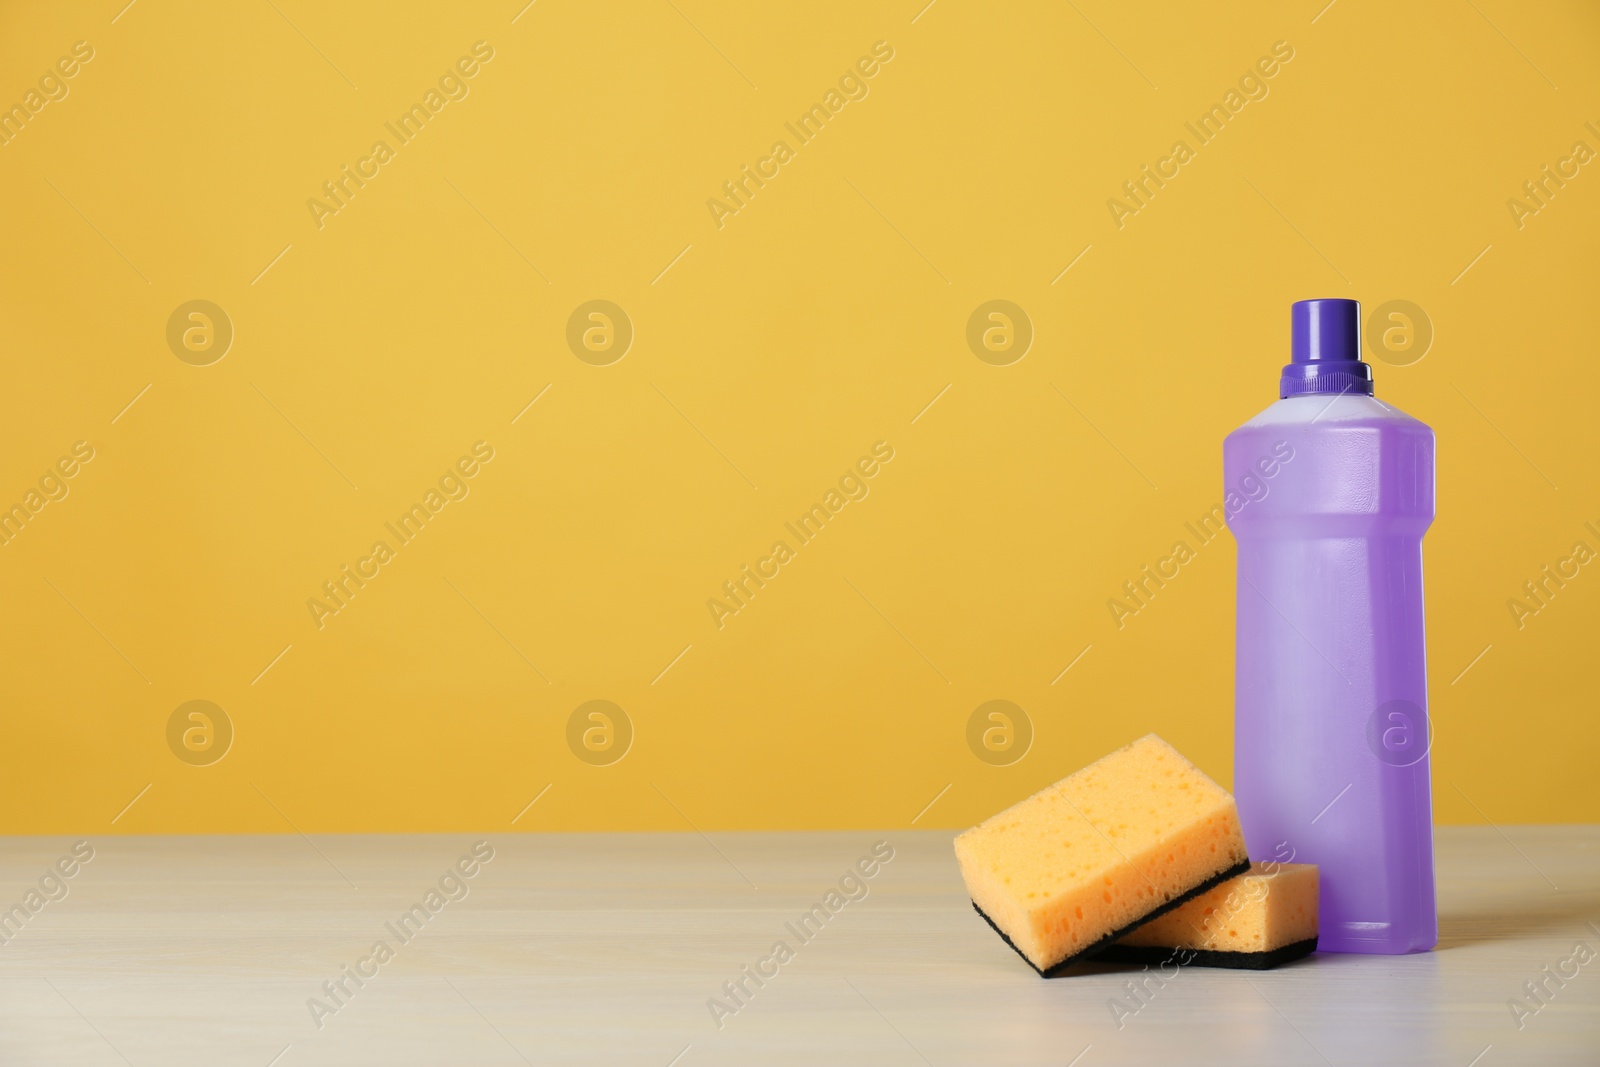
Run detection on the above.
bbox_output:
[1101,861,1318,968]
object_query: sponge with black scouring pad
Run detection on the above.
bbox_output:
[1098,861,1318,969]
[954,734,1249,977]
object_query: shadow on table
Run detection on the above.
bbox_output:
[1438,888,1600,949]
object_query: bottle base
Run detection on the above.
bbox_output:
[1318,923,1437,955]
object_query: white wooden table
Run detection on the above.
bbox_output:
[1,826,1595,1065]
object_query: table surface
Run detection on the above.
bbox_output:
[1,825,1595,1066]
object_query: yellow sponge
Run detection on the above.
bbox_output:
[1101,862,1318,968]
[954,734,1249,976]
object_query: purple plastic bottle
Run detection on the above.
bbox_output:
[1225,298,1437,954]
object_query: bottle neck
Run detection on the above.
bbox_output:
[1279,361,1373,399]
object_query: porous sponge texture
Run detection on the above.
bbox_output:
[1117,862,1318,953]
[954,734,1248,972]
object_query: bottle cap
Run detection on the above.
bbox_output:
[1280,298,1374,398]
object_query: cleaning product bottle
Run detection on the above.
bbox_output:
[1226,298,1437,954]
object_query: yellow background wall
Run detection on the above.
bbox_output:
[1,0,1595,833]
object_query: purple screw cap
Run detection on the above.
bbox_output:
[1280,298,1374,398]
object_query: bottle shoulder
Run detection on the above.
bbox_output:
[1231,394,1432,434]
[1223,393,1435,528]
